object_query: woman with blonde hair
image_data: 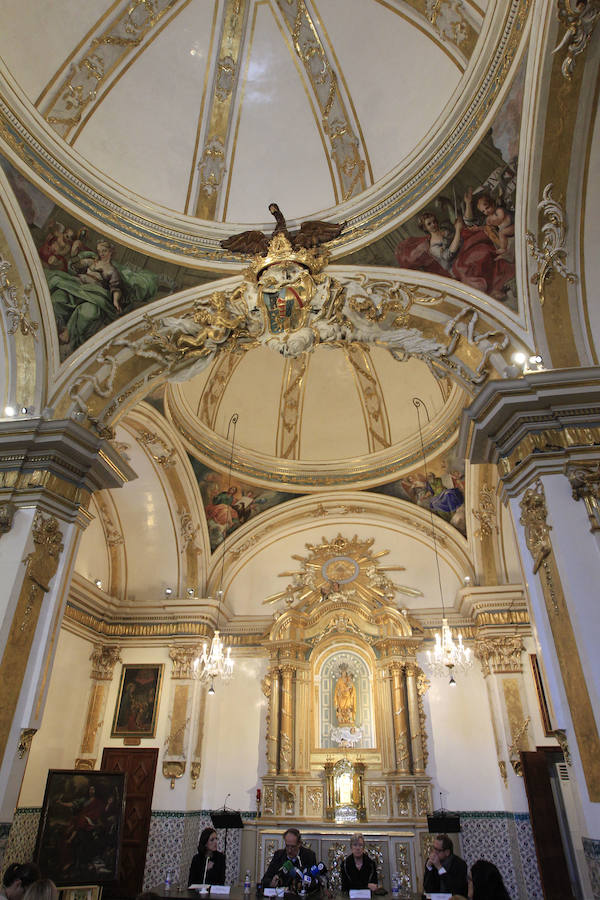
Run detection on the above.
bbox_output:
[341,834,378,892]
[23,880,58,900]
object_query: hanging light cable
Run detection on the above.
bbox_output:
[413,398,472,684]
[194,413,239,693]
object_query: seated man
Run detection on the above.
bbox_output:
[261,827,318,891]
[1,864,41,900]
[423,834,468,897]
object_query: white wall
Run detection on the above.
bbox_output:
[420,654,505,812]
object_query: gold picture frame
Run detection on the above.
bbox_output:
[58,887,103,900]
[111,663,163,738]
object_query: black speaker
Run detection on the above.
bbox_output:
[427,813,461,833]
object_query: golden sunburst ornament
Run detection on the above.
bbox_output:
[262,533,422,611]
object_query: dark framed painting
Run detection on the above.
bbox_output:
[111,663,163,738]
[35,769,125,885]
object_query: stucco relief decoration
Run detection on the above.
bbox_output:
[96,498,125,547]
[137,431,177,468]
[19,513,64,633]
[169,646,200,680]
[178,509,202,554]
[0,501,16,536]
[90,644,122,680]
[554,0,600,79]
[0,258,39,339]
[472,482,497,539]
[426,0,468,45]
[475,636,523,676]
[566,462,600,532]
[197,138,226,197]
[525,183,577,305]
[519,480,552,573]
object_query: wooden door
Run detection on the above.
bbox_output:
[521,750,575,900]
[101,747,158,899]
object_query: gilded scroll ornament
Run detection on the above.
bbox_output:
[525,184,577,306]
[554,0,600,79]
[178,510,202,554]
[507,716,530,775]
[0,259,39,339]
[137,431,176,468]
[17,728,37,759]
[90,644,122,680]
[551,728,572,765]
[162,759,185,788]
[566,462,600,532]
[74,757,96,770]
[519,480,552,573]
[190,761,201,788]
[473,483,497,539]
[475,636,523,676]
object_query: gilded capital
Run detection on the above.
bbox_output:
[519,480,552,573]
[90,644,121,680]
[0,501,16,536]
[169,645,200,679]
[475,636,524,676]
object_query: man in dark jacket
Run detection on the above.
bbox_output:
[262,828,318,891]
[423,834,468,896]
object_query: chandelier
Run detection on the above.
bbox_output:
[194,414,239,694]
[413,398,473,685]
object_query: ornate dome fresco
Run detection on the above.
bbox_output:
[0,0,523,260]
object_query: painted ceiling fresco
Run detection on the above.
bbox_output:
[369,448,466,537]
[339,61,525,314]
[0,156,219,358]
[188,454,300,552]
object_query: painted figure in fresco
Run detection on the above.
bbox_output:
[334,669,357,726]
[464,187,515,261]
[395,200,516,302]
[42,234,158,350]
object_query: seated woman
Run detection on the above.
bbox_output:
[341,834,378,892]
[469,859,511,900]
[188,828,226,886]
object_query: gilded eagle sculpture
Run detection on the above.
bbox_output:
[220,203,346,255]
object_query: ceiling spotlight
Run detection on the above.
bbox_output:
[20,406,28,415]
[187,588,195,596]
[208,680,215,696]
[512,352,526,366]
[165,588,173,596]
[463,575,471,585]
[449,672,457,687]
[4,406,16,417]
[95,579,103,589]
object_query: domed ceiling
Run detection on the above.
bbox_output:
[0,0,517,255]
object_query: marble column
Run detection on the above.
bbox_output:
[0,417,134,820]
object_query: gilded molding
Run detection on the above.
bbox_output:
[345,344,391,452]
[554,0,600,80]
[519,480,553,574]
[472,482,497,540]
[194,0,247,218]
[476,636,523,676]
[275,0,367,201]
[566,462,600,532]
[526,183,577,306]
[90,643,122,680]
[0,257,39,340]
[137,430,177,468]
[40,0,187,141]
[178,509,202,554]
[424,0,473,51]
[195,352,243,429]
[277,355,308,460]
[74,757,96,770]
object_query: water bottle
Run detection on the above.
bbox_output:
[165,871,172,892]
[244,870,251,895]
[391,872,399,898]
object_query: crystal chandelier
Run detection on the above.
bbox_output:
[413,398,473,685]
[194,414,238,694]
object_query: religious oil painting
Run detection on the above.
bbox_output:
[370,452,466,536]
[188,455,300,552]
[339,62,525,313]
[111,663,163,738]
[35,769,125,885]
[0,155,217,359]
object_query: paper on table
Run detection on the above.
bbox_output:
[189,887,209,893]
[349,891,371,899]
[210,888,230,895]
[424,894,452,900]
